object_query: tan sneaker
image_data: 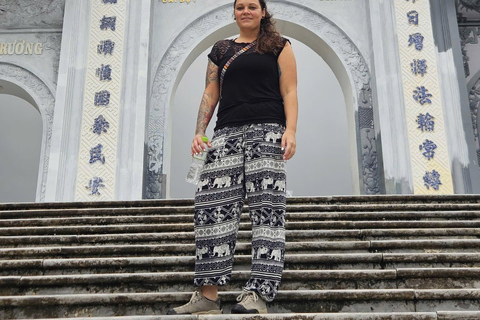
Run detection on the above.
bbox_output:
[231,291,267,314]
[166,290,222,315]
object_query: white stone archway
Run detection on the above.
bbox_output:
[468,71,480,167]
[0,62,55,202]
[145,1,384,198]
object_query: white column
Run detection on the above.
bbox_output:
[430,0,480,194]
[368,0,414,194]
[115,0,152,200]
[45,0,91,202]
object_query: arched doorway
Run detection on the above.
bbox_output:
[0,82,42,202]
[0,63,56,202]
[145,2,384,199]
[169,39,352,198]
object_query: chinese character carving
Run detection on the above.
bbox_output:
[96,64,112,81]
[413,86,432,105]
[417,113,435,132]
[407,10,419,25]
[86,177,105,195]
[100,16,116,31]
[419,139,437,160]
[92,115,110,135]
[97,40,115,55]
[94,90,111,106]
[89,144,106,164]
[411,59,428,76]
[423,170,442,191]
[408,33,424,51]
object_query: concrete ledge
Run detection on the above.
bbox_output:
[0,230,363,246]
[371,239,480,249]
[3,239,480,259]
[0,253,384,271]
[397,268,480,278]
[437,311,480,319]
[0,290,419,307]
[0,270,399,287]
[0,241,372,259]
[3,228,480,247]
[3,221,480,236]
[3,209,480,223]
[5,201,480,218]
[3,194,480,211]
[12,311,480,320]
[3,268,480,289]
[415,289,480,300]
[383,253,480,263]
[14,312,442,320]
[3,289,480,307]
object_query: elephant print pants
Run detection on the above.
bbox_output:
[193,123,286,302]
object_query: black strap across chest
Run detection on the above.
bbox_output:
[219,40,256,100]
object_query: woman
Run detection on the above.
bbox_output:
[167,0,297,315]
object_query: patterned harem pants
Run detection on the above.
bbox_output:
[193,123,286,302]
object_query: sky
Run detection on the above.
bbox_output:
[0,38,354,202]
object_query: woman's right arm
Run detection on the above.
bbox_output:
[191,59,220,156]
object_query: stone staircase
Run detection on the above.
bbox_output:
[1,195,480,319]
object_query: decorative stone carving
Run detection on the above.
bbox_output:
[358,83,380,195]
[458,0,480,13]
[0,63,55,201]
[147,2,381,197]
[34,33,62,85]
[0,0,65,29]
[469,77,480,165]
[458,27,479,78]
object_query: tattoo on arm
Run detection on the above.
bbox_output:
[206,59,219,87]
[195,59,219,135]
[278,63,282,77]
[195,92,215,135]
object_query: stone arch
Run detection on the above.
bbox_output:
[0,62,55,202]
[467,71,480,167]
[145,1,383,198]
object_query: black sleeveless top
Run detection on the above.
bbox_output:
[207,38,289,130]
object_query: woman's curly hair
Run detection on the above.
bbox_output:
[233,0,285,54]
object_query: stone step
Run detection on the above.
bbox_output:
[12,311,480,320]
[3,210,480,224]
[6,202,480,220]
[0,241,367,259]
[2,239,480,259]
[2,195,480,212]
[2,289,480,318]
[3,221,480,236]
[2,228,479,248]
[3,197,480,319]
[3,253,480,276]
[3,268,480,295]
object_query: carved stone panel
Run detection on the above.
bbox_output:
[0,0,65,29]
[469,77,480,166]
[458,0,480,14]
[458,27,480,78]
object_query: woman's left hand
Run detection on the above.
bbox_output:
[281,129,296,161]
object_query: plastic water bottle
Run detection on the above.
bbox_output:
[186,136,209,185]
